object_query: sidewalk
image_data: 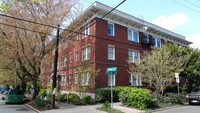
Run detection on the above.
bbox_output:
[40,102,144,113]
[113,102,144,113]
[41,102,106,113]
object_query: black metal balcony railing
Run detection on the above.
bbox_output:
[142,37,154,46]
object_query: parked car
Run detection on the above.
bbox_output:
[5,89,23,104]
[2,91,8,100]
[186,87,200,104]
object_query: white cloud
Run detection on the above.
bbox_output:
[186,34,200,49]
[152,13,189,30]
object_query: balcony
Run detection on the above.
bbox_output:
[142,35,154,46]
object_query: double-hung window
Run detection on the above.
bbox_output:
[108,45,115,60]
[108,74,115,86]
[129,74,141,86]
[82,23,91,39]
[75,51,78,62]
[70,53,72,63]
[128,49,140,63]
[62,56,67,67]
[63,39,68,49]
[81,71,90,86]
[52,48,55,55]
[75,72,78,84]
[57,59,59,69]
[152,37,161,48]
[51,62,54,70]
[61,75,66,86]
[69,73,72,85]
[82,46,90,61]
[107,22,114,36]
[128,29,139,42]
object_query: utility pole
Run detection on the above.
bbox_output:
[51,25,60,109]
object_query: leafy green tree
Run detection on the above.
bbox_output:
[182,49,200,92]
[129,44,191,100]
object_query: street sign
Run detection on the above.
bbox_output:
[176,78,180,83]
[107,67,117,72]
[106,71,117,74]
[175,73,179,78]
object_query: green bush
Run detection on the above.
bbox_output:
[119,87,153,110]
[95,86,125,103]
[64,93,80,103]
[38,86,47,98]
[101,101,111,110]
[56,93,67,102]
[160,93,186,104]
[32,97,51,107]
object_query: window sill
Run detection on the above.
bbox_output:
[108,34,114,37]
[108,59,115,61]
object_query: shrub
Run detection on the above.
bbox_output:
[64,93,80,103]
[160,93,186,104]
[95,86,125,103]
[119,87,153,110]
[32,97,51,107]
[74,98,82,105]
[101,101,111,110]
[38,86,47,98]
[56,93,67,102]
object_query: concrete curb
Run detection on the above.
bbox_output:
[145,104,186,113]
[25,103,41,113]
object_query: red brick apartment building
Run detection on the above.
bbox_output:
[41,2,191,96]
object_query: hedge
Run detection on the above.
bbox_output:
[95,86,128,103]
[119,87,153,110]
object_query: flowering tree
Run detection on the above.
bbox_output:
[0,0,81,99]
[129,44,191,100]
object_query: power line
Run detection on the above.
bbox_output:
[0,22,56,37]
[185,0,200,9]
[172,0,200,14]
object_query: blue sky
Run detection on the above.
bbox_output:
[81,0,200,49]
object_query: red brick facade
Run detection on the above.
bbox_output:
[41,2,191,93]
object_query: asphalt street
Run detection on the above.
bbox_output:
[0,95,35,113]
[153,105,200,113]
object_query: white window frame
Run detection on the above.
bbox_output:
[57,58,59,69]
[129,74,141,86]
[63,39,68,49]
[128,29,139,43]
[70,53,72,63]
[52,48,55,55]
[108,44,115,60]
[69,73,72,85]
[82,23,91,39]
[82,45,91,61]
[108,74,115,86]
[152,37,161,48]
[51,62,54,70]
[61,75,66,86]
[75,72,78,84]
[128,49,140,63]
[107,22,115,36]
[62,56,67,67]
[75,50,78,62]
[81,71,90,86]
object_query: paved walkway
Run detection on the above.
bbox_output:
[113,102,144,113]
[40,102,144,113]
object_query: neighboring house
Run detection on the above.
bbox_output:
[40,2,191,96]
